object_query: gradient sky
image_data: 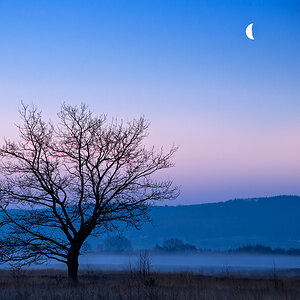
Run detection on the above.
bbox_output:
[0,0,300,204]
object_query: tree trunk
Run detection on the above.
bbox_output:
[67,250,79,282]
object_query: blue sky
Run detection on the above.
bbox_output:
[0,0,299,203]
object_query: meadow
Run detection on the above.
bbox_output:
[0,269,299,300]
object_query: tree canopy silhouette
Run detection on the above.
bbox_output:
[0,103,179,281]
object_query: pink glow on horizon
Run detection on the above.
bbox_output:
[147,116,300,202]
[2,108,300,204]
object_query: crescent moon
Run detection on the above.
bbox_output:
[246,23,254,40]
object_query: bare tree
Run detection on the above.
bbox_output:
[0,103,179,281]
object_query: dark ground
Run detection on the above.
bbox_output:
[0,269,299,300]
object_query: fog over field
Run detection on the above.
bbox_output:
[80,253,300,274]
[3,253,299,276]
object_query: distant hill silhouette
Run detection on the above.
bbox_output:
[89,195,300,250]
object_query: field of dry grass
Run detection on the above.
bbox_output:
[0,269,299,300]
